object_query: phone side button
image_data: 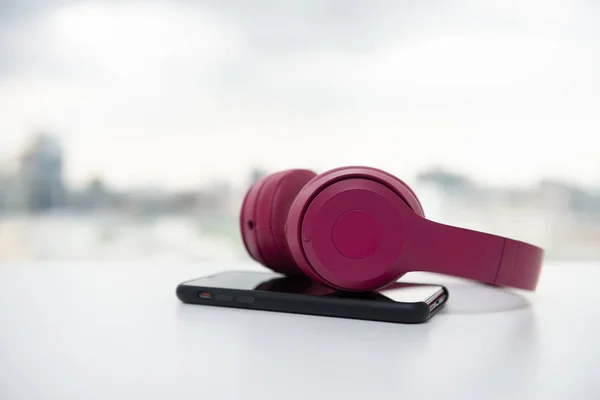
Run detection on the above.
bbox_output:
[215,293,234,301]
[236,295,255,304]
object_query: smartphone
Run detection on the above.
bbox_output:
[176,271,448,324]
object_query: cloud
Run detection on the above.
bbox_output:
[0,0,599,188]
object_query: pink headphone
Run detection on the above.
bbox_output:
[240,166,544,292]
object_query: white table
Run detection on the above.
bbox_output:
[0,261,598,400]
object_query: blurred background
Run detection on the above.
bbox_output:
[0,0,599,263]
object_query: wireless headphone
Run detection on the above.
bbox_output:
[240,166,544,292]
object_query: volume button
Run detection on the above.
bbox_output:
[236,295,255,304]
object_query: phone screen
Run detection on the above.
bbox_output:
[183,271,444,304]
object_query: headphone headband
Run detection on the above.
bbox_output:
[405,217,543,291]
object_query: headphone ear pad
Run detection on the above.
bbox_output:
[240,169,316,275]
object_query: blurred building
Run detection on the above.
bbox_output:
[0,174,7,213]
[85,177,109,207]
[417,168,474,194]
[535,179,600,216]
[0,172,21,214]
[249,167,268,185]
[19,133,66,212]
[68,177,112,211]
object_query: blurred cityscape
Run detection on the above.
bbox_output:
[1,133,599,262]
[0,133,244,217]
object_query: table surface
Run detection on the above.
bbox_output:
[0,261,598,400]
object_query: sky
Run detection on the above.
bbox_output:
[0,0,599,190]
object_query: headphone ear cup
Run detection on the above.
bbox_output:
[240,169,316,275]
[285,166,425,291]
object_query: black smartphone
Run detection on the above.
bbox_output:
[176,271,448,324]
